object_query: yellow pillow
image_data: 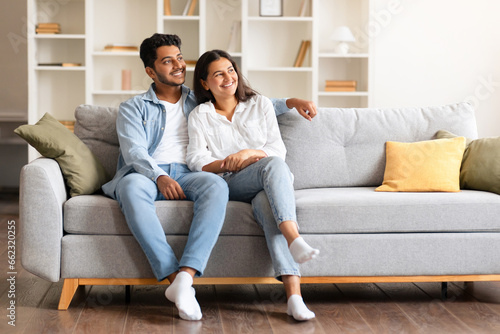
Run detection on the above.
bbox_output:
[376,137,466,192]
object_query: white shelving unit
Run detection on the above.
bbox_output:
[27,0,372,160]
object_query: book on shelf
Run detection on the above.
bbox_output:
[293,40,310,67]
[324,86,356,92]
[36,23,60,34]
[38,62,82,67]
[164,0,171,15]
[325,80,357,87]
[298,0,309,16]
[227,20,241,53]
[104,45,139,52]
[183,0,197,16]
[59,120,75,132]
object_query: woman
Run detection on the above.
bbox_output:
[186,50,319,321]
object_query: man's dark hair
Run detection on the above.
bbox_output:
[140,33,182,69]
[193,49,257,104]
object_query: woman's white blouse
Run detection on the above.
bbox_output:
[186,95,286,172]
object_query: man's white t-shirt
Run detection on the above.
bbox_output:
[152,99,189,165]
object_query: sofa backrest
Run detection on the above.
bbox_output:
[278,102,477,189]
[74,102,477,190]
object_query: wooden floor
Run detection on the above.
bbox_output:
[2,193,500,333]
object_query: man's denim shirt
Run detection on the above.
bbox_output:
[102,83,292,198]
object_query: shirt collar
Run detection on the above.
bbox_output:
[142,83,190,105]
[200,96,257,113]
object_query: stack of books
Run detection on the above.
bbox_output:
[104,45,139,52]
[36,23,60,34]
[325,80,357,92]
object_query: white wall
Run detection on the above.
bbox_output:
[371,0,500,137]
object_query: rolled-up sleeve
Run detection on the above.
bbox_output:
[270,98,291,116]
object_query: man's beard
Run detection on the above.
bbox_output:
[156,70,185,87]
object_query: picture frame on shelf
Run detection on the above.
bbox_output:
[259,0,283,17]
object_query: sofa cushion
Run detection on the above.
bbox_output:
[74,105,120,179]
[375,137,466,192]
[64,195,264,236]
[437,130,500,195]
[65,187,500,236]
[294,187,500,234]
[14,112,109,197]
[278,102,477,190]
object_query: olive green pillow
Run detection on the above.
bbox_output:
[436,130,500,195]
[15,113,109,197]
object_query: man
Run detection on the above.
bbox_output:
[102,33,317,321]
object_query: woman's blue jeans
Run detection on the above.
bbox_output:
[115,163,229,281]
[223,156,300,278]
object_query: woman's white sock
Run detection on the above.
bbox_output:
[287,294,315,321]
[289,237,319,264]
[165,271,202,321]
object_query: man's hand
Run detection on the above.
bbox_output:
[286,98,318,121]
[157,175,186,200]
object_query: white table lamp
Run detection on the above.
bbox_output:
[330,26,356,55]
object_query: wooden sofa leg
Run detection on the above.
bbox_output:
[58,279,80,310]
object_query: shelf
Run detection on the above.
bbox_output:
[319,53,369,58]
[0,113,27,122]
[93,90,146,95]
[248,16,313,22]
[36,66,86,71]
[93,51,140,57]
[34,34,86,40]
[318,91,369,97]
[0,138,26,146]
[248,67,313,72]
[163,15,200,21]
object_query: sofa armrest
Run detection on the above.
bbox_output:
[20,157,67,282]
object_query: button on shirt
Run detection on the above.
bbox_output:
[186,95,286,172]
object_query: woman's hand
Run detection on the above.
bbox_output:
[221,149,266,172]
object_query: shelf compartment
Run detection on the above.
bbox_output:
[93,0,156,54]
[36,70,85,121]
[163,19,200,62]
[318,0,370,54]
[247,71,313,102]
[318,57,369,92]
[34,0,85,35]
[248,0,313,17]
[36,38,85,67]
[163,0,200,17]
[92,56,148,92]
[246,20,313,68]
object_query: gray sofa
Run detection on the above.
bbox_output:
[20,102,500,310]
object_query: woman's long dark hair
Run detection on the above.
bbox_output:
[193,49,257,105]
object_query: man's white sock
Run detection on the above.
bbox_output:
[287,294,315,321]
[165,271,202,321]
[289,237,319,264]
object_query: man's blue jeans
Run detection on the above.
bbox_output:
[115,163,228,281]
[223,157,300,278]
